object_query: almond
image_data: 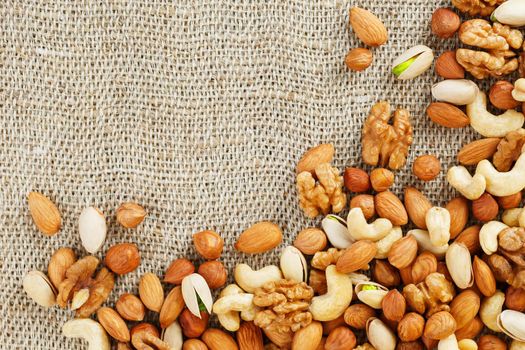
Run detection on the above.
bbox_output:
[293,228,327,255]
[336,240,377,273]
[235,221,282,254]
[28,191,61,236]
[296,144,335,174]
[350,194,376,220]
[105,243,140,275]
[345,48,373,72]
[398,313,425,342]
[497,192,522,209]
[382,289,406,322]
[164,258,195,284]
[375,191,408,226]
[97,307,130,342]
[159,286,184,329]
[349,7,388,47]
[457,138,501,165]
[489,81,519,110]
[116,202,146,228]
[411,251,438,284]
[139,273,164,312]
[183,339,208,350]
[455,225,481,254]
[446,197,469,239]
[388,235,418,269]
[455,316,483,341]
[404,187,432,229]
[424,311,457,340]
[344,167,371,193]
[198,261,227,289]
[202,328,239,350]
[372,260,401,288]
[449,290,480,329]
[435,51,465,79]
[399,265,413,285]
[473,256,496,297]
[344,304,376,330]
[193,230,224,260]
[47,247,76,289]
[472,193,499,222]
[236,322,264,350]
[116,293,146,321]
[325,326,356,350]
[426,102,469,128]
[292,321,323,350]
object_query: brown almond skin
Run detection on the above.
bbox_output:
[344,304,376,330]
[325,327,356,350]
[336,240,377,273]
[473,256,496,297]
[382,289,406,322]
[235,221,282,254]
[477,335,507,350]
[435,51,464,79]
[164,258,195,284]
[105,243,141,275]
[490,81,520,110]
[138,273,164,312]
[350,7,388,47]
[296,144,335,174]
[411,252,437,284]
[505,286,525,311]
[28,191,61,236]
[202,328,238,350]
[455,225,481,254]
[372,260,401,288]
[130,323,159,339]
[424,311,456,340]
[179,309,209,338]
[446,197,469,239]
[193,230,224,260]
[388,235,418,269]
[294,228,327,255]
[427,102,469,128]
[398,312,425,342]
[292,321,323,350]
[472,193,499,222]
[344,167,371,193]
[399,265,414,285]
[449,290,480,329]
[183,339,208,350]
[455,316,483,341]
[237,321,264,350]
[350,194,376,220]
[159,286,184,329]
[97,307,130,342]
[497,192,522,209]
[375,191,408,226]
[198,261,228,289]
[457,138,501,165]
[404,187,432,229]
[116,294,146,321]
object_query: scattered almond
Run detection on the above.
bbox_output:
[404,187,432,229]
[236,322,264,350]
[457,138,501,165]
[349,7,388,47]
[449,290,480,329]
[202,328,239,350]
[426,102,469,128]
[97,307,130,342]
[336,240,377,273]
[382,289,406,322]
[164,258,195,284]
[139,273,164,312]
[446,197,469,239]
[375,191,408,226]
[472,193,499,222]
[388,235,418,269]
[435,51,465,79]
[292,321,323,350]
[473,256,496,297]
[293,228,327,255]
[159,286,185,329]
[28,191,61,236]
[411,251,437,284]
[235,221,282,254]
[455,225,481,254]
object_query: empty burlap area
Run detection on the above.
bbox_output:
[0,0,489,348]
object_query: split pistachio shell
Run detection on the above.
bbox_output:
[375,227,402,259]
[181,273,213,318]
[280,246,307,283]
[492,0,525,26]
[498,310,525,342]
[438,334,459,350]
[445,242,473,289]
[431,79,479,105]
[348,272,370,285]
[407,229,449,259]
[392,45,434,80]
[321,215,354,249]
[79,207,107,254]
[366,317,397,350]
[22,270,57,308]
[162,321,183,349]
[355,281,388,309]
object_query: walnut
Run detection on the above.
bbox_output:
[486,254,514,283]
[499,227,525,252]
[296,163,346,218]
[459,20,523,51]
[362,101,413,170]
[311,248,343,270]
[452,0,504,16]
[402,272,455,317]
[512,269,525,289]
[57,256,115,317]
[132,330,170,350]
[253,279,314,334]
[501,248,525,268]
[493,129,525,172]
[456,48,519,79]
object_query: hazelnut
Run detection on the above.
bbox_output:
[372,260,401,288]
[345,48,373,72]
[423,311,456,340]
[472,193,499,222]
[398,312,425,342]
[193,230,223,260]
[505,286,525,312]
[431,8,460,39]
[350,194,375,220]
[477,335,507,350]
[104,243,141,275]
[322,314,346,335]
[325,326,356,350]
[179,309,209,338]
[344,167,370,192]
[489,81,520,110]
[435,51,465,79]
[497,192,522,209]
[396,341,424,350]
[412,155,440,181]
[344,304,376,330]
[370,168,394,192]
[197,261,227,289]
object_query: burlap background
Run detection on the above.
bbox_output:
[0,0,486,348]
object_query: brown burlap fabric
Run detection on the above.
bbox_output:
[0,0,487,348]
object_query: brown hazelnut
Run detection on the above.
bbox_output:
[193,230,223,260]
[344,167,370,192]
[431,8,460,39]
[350,194,375,220]
[344,304,376,330]
[472,193,499,222]
[345,48,373,72]
[489,81,520,110]
[435,51,465,79]
[382,289,406,322]
[197,260,227,289]
[397,313,425,342]
[477,335,507,350]
[413,155,440,181]
[372,260,401,288]
[309,269,327,295]
[325,327,356,350]
[370,168,394,192]
[505,286,525,312]
[497,192,522,209]
[179,309,209,338]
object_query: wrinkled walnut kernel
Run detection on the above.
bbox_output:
[486,254,514,283]
[452,0,504,16]
[311,248,343,270]
[456,49,518,79]
[459,20,523,51]
[403,272,455,317]
[362,101,413,170]
[499,227,525,252]
[493,129,525,172]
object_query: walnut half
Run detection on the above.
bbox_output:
[452,0,504,16]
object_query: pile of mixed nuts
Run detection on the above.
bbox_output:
[21,1,525,350]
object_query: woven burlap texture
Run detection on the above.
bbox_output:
[0,0,485,348]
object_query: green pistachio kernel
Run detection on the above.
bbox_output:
[392,56,418,77]
[361,284,379,291]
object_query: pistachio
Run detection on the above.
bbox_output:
[22,270,57,308]
[431,79,479,106]
[366,317,397,350]
[491,0,525,27]
[181,273,213,318]
[445,242,473,289]
[321,215,354,249]
[79,206,107,254]
[392,45,434,80]
[354,281,388,309]
[280,246,307,283]
[498,310,525,342]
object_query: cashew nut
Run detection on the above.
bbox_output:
[407,229,449,258]
[234,264,282,293]
[309,265,352,321]
[215,284,241,331]
[375,227,402,259]
[467,91,524,137]
[480,290,505,332]
[438,334,459,350]
[347,207,393,242]
[480,221,508,255]
[476,153,525,196]
[62,319,110,350]
[213,294,254,315]
[503,208,523,227]
[447,166,486,200]
[512,79,525,102]
[426,207,451,247]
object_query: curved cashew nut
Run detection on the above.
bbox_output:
[479,221,509,255]
[426,207,451,247]
[213,294,254,314]
[512,79,525,102]
[476,153,525,196]
[480,290,505,332]
[503,208,523,227]
[214,284,242,331]
[309,265,352,321]
[347,208,393,242]
[234,264,282,293]
[407,229,449,258]
[447,166,486,200]
[62,319,110,350]
[467,91,524,137]
[375,227,402,259]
